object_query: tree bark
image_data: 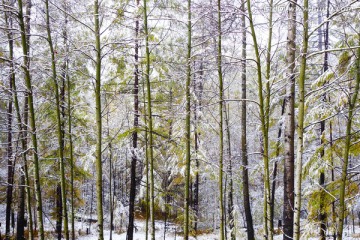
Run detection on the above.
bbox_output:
[4,1,15,238]
[60,2,75,237]
[240,2,255,239]
[217,1,225,239]
[44,0,69,238]
[17,0,45,238]
[127,1,140,239]
[246,0,273,238]
[224,102,235,240]
[318,1,330,238]
[270,99,285,229]
[283,1,297,239]
[56,185,63,240]
[337,35,360,240]
[143,0,155,238]
[94,0,104,239]
[293,1,309,239]
[184,0,192,238]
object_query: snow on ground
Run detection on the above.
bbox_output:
[77,220,218,240]
[2,204,360,239]
[77,219,360,240]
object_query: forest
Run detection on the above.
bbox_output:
[1,0,360,239]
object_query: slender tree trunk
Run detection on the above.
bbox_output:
[217,1,225,239]
[3,2,32,239]
[60,3,75,237]
[143,82,150,240]
[318,1,330,238]
[56,185,63,240]
[4,2,14,238]
[293,1,309,239]
[184,0,192,238]
[143,0,155,238]
[109,141,113,240]
[246,0,273,238]
[105,100,114,240]
[283,1,296,239]
[17,0,44,238]
[193,63,203,233]
[337,35,360,240]
[265,0,274,235]
[270,99,285,229]
[94,0,104,239]
[224,102,235,240]
[127,1,140,238]
[5,36,14,240]
[17,175,25,240]
[270,100,285,231]
[15,81,33,240]
[44,0,69,238]
[240,2,254,239]
[330,120,336,240]
[24,2,34,238]
[4,1,29,235]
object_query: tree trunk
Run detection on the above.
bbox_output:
[217,1,225,239]
[283,1,297,239]
[44,0,69,238]
[60,2,75,237]
[184,0,192,238]
[5,1,32,234]
[17,0,45,238]
[56,185,63,240]
[240,1,255,239]
[270,99,285,229]
[246,0,273,238]
[94,0,104,239]
[318,0,330,238]
[330,120,336,240]
[193,62,203,233]
[142,71,150,240]
[143,0,156,238]
[5,36,14,240]
[224,102,235,240]
[3,2,15,238]
[106,100,114,240]
[265,0,274,235]
[127,1,140,238]
[337,34,360,240]
[270,100,285,229]
[293,1,309,239]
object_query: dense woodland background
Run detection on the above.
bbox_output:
[1,0,360,239]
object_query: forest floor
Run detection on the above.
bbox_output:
[76,219,360,240]
[1,204,360,239]
[76,219,219,240]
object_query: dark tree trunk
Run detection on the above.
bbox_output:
[224,101,235,240]
[318,0,330,238]
[240,1,255,239]
[17,174,26,240]
[270,99,285,228]
[127,1,140,239]
[4,2,15,238]
[5,61,14,240]
[56,185,63,240]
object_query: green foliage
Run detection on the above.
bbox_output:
[338,51,351,74]
[307,179,359,221]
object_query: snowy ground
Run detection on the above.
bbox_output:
[76,220,218,240]
[77,220,360,240]
[2,204,360,239]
